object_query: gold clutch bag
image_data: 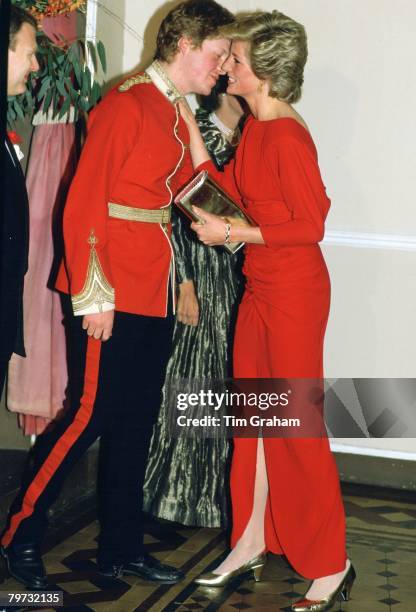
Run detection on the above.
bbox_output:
[174,170,253,254]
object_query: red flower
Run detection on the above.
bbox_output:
[7,130,22,144]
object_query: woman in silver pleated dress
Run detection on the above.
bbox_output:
[143,79,244,528]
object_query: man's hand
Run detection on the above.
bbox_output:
[177,280,199,327]
[82,310,114,341]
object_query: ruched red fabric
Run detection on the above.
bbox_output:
[197,116,346,579]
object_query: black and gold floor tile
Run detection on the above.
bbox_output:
[0,489,415,611]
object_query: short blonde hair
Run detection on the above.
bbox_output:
[220,11,307,103]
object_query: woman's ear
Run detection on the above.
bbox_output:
[258,79,271,96]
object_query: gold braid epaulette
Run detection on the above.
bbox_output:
[118,73,152,92]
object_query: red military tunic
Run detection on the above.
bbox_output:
[56,65,193,317]
[1,63,195,560]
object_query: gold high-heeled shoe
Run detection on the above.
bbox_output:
[194,552,266,587]
[291,564,356,611]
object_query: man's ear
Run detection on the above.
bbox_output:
[177,36,193,56]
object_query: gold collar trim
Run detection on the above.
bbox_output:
[145,60,183,105]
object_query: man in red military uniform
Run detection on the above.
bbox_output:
[1,0,233,589]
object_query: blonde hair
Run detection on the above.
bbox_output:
[220,11,307,103]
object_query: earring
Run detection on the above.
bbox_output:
[257,81,265,93]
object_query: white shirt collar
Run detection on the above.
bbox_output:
[145,60,183,105]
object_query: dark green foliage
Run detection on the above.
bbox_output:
[7,2,106,128]
[13,0,48,11]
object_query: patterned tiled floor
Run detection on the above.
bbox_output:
[0,488,415,611]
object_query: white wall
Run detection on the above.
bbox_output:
[92,1,416,458]
[254,0,416,233]
[92,0,125,88]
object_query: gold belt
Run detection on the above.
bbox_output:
[108,202,171,224]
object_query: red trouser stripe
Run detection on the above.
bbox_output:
[1,337,101,549]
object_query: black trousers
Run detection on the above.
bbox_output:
[1,305,174,564]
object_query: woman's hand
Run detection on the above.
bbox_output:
[177,100,210,167]
[177,280,199,326]
[190,206,229,246]
[191,207,263,246]
[177,98,199,132]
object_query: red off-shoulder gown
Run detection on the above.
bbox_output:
[198,116,346,579]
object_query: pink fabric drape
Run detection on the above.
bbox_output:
[7,123,76,435]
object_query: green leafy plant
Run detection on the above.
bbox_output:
[13,0,48,11]
[8,5,106,127]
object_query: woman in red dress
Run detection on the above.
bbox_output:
[179,11,355,612]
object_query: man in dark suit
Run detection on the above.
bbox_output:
[0,5,38,394]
